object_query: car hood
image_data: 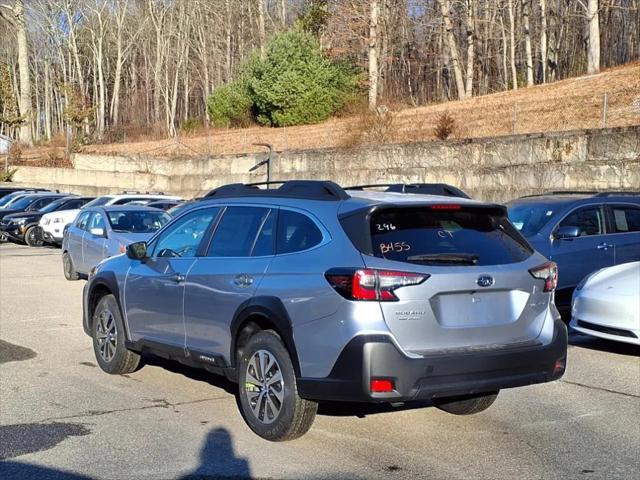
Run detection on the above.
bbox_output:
[581,261,640,297]
[0,209,22,219]
[3,211,42,222]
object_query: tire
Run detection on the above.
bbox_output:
[237,330,317,441]
[24,226,42,247]
[92,294,140,375]
[435,391,499,415]
[62,252,80,281]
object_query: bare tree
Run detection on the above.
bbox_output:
[507,0,518,90]
[539,0,548,82]
[440,0,466,100]
[522,0,534,86]
[368,0,379,109]
[0,0,32,144]
[257,0,266,56]
[465,0,476,97]
[584,0,601,73]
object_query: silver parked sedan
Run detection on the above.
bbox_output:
[571,261,640,345]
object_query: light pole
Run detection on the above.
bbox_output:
[249,143,272,187]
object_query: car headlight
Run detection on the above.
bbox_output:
[11,218,28,225]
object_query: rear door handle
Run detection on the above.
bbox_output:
[597,243,613,250]
[233,274,254,287]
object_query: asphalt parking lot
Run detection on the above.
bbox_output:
[0,243,639,480]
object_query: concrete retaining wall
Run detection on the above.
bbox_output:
[7,126,640,203]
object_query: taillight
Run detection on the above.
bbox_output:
[370,379,394,393]
[529,261,558,292]
[325,268,428,301]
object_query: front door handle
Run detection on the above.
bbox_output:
[171,273,185,283]
[597,243,613,250]
[233,274,254,287]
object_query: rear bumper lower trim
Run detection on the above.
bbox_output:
[298,318,568,403]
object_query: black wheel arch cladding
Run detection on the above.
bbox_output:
[231,296,301,377]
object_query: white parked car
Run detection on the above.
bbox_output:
[39,192,181,245]
[570,261,640,345]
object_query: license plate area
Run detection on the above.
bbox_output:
[430,290,529,328]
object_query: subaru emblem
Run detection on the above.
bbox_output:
[477,275,494,288]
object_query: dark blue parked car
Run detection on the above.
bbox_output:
[507,192,640,309]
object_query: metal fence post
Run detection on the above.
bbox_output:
[601,92,608,128]
[512,104,518,135]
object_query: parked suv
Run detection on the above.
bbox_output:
[42,192,182,246]
[83,181,567,441]
[63,205,170,280]
[507,191,640,309]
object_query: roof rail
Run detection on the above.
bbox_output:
[203,180,351,201]
[120,190,166,195]
[520,190,639,199]
[520,190,598,198]
[346,183,470,199]
[595,191,640,197]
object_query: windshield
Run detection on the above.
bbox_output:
[507,203,556,237]
[0,193,24,207]
[370,206,533,266]
[39,198,69,213]
[84,196,114,208]
[107,210,170,233]
[0,193,32,208]
[5,196,38,210]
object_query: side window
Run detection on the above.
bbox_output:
[31,198,51,210]
[65,200,84,209]
[152,207,219,258]
[610,205,640,233]
[208,207,272,257]
[251,210,276,257]
[89,213,106,231]
[276,210,323,254]
[76,212,92,231]
[558,206,605,237]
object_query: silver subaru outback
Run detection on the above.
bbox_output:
[82,181,567,441]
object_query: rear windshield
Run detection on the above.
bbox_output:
[370,206,533,266]
[107,210,170,233]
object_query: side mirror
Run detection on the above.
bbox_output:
[127,241,148,260]
[90,227,106,237]
[554,226,580,240]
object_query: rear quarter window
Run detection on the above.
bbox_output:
[370,206,533,266]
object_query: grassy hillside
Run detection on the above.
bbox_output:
[18,62,640,164]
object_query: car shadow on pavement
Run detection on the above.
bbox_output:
[141,353,238,396]
[318,399,436,418]
[569,332,640,357]
[0,462,93,480]
[180,427,252,479]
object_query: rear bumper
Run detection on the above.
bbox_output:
[298,317,567,403]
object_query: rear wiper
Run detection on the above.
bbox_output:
[406,253,479,265]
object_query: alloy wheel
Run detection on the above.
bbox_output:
[244,349,284,424]
[95,308,117,363]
